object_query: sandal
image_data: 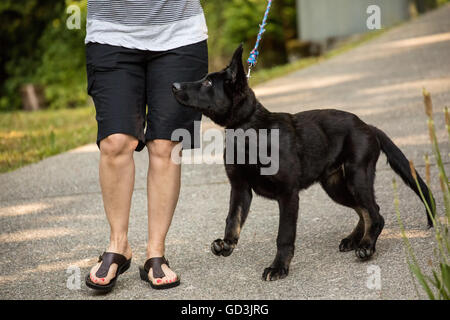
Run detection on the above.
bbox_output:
[139,257,181,290]
[85,252,131,292]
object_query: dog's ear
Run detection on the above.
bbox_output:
[227,43,247,88]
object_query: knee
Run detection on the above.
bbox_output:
[148,139,180,161]
[100,134,138,158]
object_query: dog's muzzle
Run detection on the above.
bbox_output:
[172,82,182,93]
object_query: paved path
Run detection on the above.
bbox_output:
[1,5,450,300]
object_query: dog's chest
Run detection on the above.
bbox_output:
[251,179,281,199]
[228,164,288,199]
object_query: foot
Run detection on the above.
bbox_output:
[146,256,178,286]
[89,241,132,286]
[262,264,289,281]
[211,238,235,257]
[355,240,375,261]
[339,237,359,252]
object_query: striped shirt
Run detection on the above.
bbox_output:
[85,0,208,51]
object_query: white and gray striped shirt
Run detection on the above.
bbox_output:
[85,0,208,51]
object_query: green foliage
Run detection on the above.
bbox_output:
[0,0,87,111]
[35,0,88,109]
[393,90,450,300]
[0,0,65,110]
[202,0,297,70]
[414,0,450,13]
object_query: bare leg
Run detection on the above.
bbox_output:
[146,139,181,285]
[89,134,136,285]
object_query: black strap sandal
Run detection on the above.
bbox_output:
[85,252,131,292]
[139,256,181,290]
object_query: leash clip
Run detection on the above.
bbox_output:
[247,65,253,79]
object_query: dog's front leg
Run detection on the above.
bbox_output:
[211,184,252,257]
[262,192,299,281]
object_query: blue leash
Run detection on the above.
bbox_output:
[247,0,273,78]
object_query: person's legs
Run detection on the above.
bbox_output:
[145,139,181,285]
[142,40,208,287]
[85,43,148,288]
[89,134,137,285]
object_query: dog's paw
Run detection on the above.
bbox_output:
[211,239,234,257]
[339,238,358,252]
[355,244,375,261]
[262,266,289,281]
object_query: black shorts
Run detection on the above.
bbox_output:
[85,40,208,151]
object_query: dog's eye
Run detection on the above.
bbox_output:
[203,79,212,87]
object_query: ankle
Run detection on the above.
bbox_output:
[108,235,130,253]
[146,244,165,258]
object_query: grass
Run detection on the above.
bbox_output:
[0,106,96,173]
[0,29,388,174]
[393,90,449,300]
[249,28,386,86]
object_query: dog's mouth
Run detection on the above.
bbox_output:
[172,84,190,104]
[173,92,201,112]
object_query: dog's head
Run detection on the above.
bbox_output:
[172,44,255,127]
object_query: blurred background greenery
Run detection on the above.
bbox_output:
[0,0,298,112]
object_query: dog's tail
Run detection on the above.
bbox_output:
[371,125,435,227]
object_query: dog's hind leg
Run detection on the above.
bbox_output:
[320,168,365,252]
[211,183,252,257]
[339,208,365,252]
[262,191,299,281]
[345,163,385,261]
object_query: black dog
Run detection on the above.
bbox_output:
[172,44,434,281]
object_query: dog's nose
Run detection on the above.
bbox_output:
[172,82,181,91]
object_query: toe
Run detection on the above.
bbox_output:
[339,238,356,252]
[89,262,118,285]
[148,264,178,286]
[211,239,224,255]
[89,264,100,283]
[355,247,374,260]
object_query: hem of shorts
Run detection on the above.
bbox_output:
[96,130,146,152]
[145,134,201,150]
[85,34,208,52]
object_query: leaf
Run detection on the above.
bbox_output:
[431,270,448,300]
[409,263,435,300]
[441,263,450,294]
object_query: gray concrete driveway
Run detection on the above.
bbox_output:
[1,5,450,300]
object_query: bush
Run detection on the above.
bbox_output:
[0,0,87,111]
[34,0,87,109]
[0,0,64,110]
[202,0,297,70]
